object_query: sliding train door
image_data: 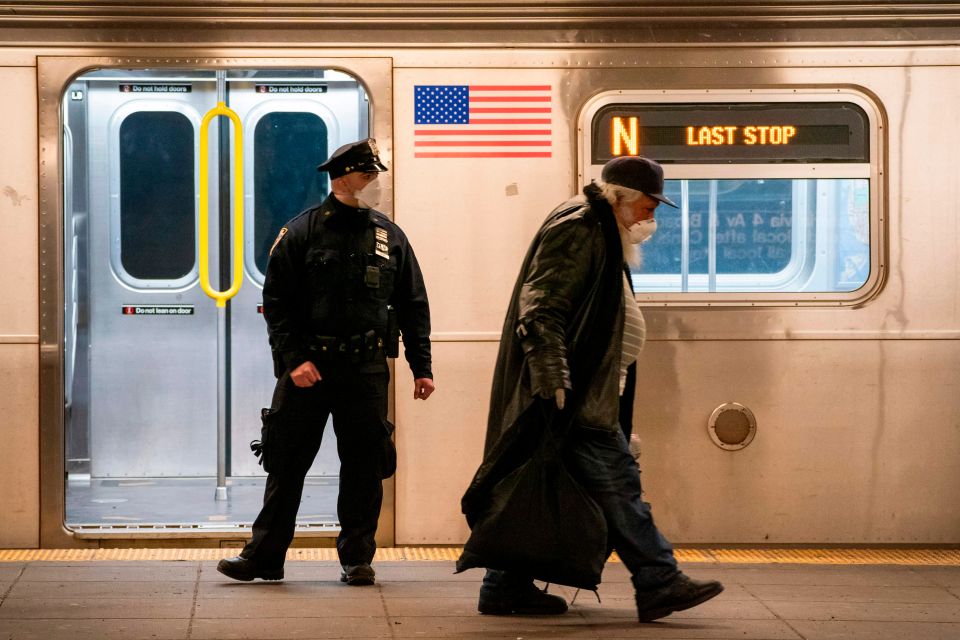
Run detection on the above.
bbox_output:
[228,75,368,476]
[61,66,381,532]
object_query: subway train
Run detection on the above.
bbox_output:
[1,1,958,550]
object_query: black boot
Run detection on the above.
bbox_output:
[635,572,723,622]
[216,556,284,582]
[340,563,376,586]
[478,570,568,615]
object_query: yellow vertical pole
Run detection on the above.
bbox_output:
[199,97,244,501]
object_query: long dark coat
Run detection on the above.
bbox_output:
[461,183,637,526]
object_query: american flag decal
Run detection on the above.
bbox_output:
[414,85,552,158]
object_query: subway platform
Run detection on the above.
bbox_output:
[0,548,958,639]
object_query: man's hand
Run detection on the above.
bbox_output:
[290,361,322,388]
[414,377,435,400]
[537,387,566,410]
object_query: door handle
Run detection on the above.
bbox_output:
[198,101,244,308]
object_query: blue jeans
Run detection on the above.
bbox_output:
[566,424,678,589]
[483,423,678,594]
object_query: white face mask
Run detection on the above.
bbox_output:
[354,177,382,209]
[627,218,657,244]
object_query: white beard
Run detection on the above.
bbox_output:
[619,225,643,269]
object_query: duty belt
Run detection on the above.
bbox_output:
[308,330,386,364]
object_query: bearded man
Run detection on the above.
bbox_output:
[463,156,723,622]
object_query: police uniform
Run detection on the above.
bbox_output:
[233,139,432,579]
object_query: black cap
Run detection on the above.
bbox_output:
[317,138,388,179]
[601,156,678,208]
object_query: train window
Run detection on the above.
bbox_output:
[579,91,882,305]
[119,111,196,280]
[252,112,329,275]
[236,68,369,283]
[638,177,870,293]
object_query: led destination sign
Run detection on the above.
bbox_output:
[592,102,869,164]
[682,124,798,146]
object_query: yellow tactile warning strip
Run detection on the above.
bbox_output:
[0,547,957,565]
[698,548,960,565]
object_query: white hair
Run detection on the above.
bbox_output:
[598,181,646,207]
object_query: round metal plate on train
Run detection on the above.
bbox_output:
[708,402,757,451]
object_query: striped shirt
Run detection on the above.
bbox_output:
[620,273,646,395]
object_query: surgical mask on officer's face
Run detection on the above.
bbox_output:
[354,177,382,209]
[627,218,657,244]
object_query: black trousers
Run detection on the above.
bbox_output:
[242,364,391,569]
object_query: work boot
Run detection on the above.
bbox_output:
[216,556,284,582]
[478,572,568,615]
[340,563,376,586]
[635,572,724,622]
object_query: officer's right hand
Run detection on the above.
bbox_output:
[290,361,322,388]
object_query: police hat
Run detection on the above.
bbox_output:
[317,138,388,179]
[601,156,678,208]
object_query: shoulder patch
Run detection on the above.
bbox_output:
[269,227,288,256]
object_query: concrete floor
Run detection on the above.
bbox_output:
[1,560,959,639]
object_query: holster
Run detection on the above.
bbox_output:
[250,407,293,474]
[379,419,397,479]
[271,350,285,378]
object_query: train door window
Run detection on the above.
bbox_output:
[579,91,882,305]
[118,111,197,281]
[232,68,368,283]
[251,112,329,275]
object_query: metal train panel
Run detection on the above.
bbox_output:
[0,64,40,548]
[395,342,494,545]
[0,65,38,338]
[636,339,960,543]
[391,57,960,544]
[0,345,40,548]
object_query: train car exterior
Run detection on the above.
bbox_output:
[0,2,958,549]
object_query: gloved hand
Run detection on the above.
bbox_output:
[527,343,570,412]
[537,387,566,410]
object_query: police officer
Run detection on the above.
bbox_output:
[218,138,434,586]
